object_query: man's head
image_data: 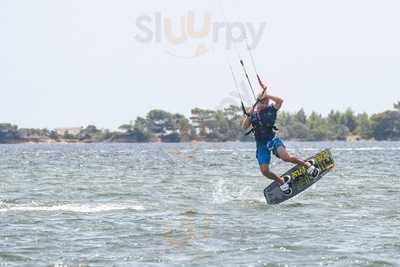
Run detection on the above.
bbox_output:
[255,91,269,111]
[258,91,269,104]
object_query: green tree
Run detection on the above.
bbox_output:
[370,111,400,140]
[80,125,109,142]
[307,112,328,141]
[355,113,372,139]
[327,110,341,125]
[173,114,192,142]
[115,117,152,143]
[290,122,310,140]
[132,117,152,142]
[394,101,400,110]
[40,128,50,137]
[276,111,292,139]
[293,108,307,124]
[146,110,194,143]
[223,105,244,141]
[327,124,350,140]
[48,130,59,141]
[147,109,174,135]
[119,121,134,133]
[0,123,19,143]
[190,108,216,140]
[134,117,148,131]
[84,125,99,135]
[340,108,357,133]
[63,131,75,140]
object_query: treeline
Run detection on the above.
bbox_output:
[1,102,400,144]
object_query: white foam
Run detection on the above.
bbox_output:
[0,203,145,213]
[204,149,234,153]
[212,180,261,204]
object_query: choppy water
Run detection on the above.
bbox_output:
[0,142,399,267]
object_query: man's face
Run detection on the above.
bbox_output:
[260,97,269,107]
[256,97,269,111]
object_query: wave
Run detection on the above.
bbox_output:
[204,147,400,154]
[333,147,400,151]
[212,180,265,204]
[180,210,199,216]
[204,149,234,153]
[287,147,400,151]
[0,203,145,213]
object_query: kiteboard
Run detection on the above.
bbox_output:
[264,148,335,205]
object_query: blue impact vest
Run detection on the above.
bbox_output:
[250,105,278,143]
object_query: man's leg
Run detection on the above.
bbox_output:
[257,141,293,195]
[256,142,286,185]
[276,145,320,177]
[276,146,311,168]
[259,164,285,185]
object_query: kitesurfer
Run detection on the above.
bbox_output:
[241,91,320,195]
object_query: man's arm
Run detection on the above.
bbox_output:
[268,95,283,110]
[241,107,254,129]
[242,115,252,129]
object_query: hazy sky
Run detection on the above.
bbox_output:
[1,0,399,129]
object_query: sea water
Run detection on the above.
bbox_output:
[0,142,399,267]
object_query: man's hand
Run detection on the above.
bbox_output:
[241,115,252,129]
[248,106,255,114]
[241,109,253,129]
[267,94,283,110]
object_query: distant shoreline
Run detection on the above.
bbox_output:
[1,103,400,144]
[0,137,382,145]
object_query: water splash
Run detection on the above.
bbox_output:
[212,179,263,204]
[0,203,145,213]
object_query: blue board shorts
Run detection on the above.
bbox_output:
[256,136,286,165]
